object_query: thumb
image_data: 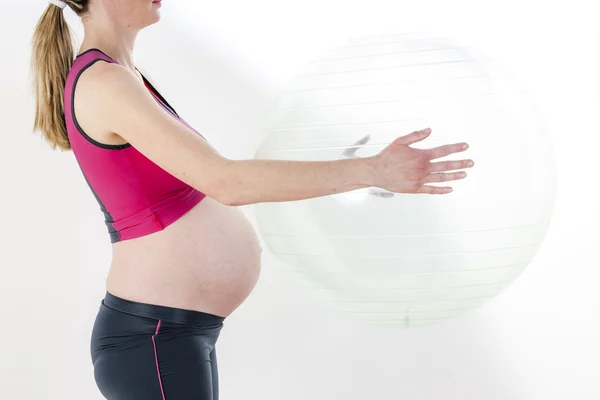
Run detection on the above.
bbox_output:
[395,128,432,146]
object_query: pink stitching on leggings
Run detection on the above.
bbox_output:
[152,320,166,400]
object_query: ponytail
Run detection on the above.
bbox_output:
[30,1,87,151]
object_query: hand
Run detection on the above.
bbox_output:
[341,135,396,198]
[370,127,474,195]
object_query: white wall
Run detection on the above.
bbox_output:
[1,0,598,399]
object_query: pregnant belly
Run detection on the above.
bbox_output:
[106,196,262,317]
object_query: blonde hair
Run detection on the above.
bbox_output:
[30,1,87,151]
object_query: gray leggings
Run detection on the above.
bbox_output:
[91,292,225,400]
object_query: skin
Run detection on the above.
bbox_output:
[74,0,474,316]
[79,0,161,79]
[76,0,262,317]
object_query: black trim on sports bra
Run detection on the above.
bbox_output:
[138,71,180,118]
[79,164,120,243]
[75,47,111,59]
[71,58,132,150]
[72,48,183,149]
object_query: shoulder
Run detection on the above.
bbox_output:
[74,61,158,128]
[76,61,137,98]
[73,60,164,146]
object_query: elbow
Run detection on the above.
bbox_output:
[222,193,246,207]
[202,161,245,206]
[210,186,241,207]
[218,192,238,207]
[207,159,242,206]
[207,188,232,206]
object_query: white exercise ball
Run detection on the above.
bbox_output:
[254,32,556,328]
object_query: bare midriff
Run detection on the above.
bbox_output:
[106,196,262,318]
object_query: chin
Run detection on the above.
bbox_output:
[147,12,161,26]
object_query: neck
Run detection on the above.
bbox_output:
[80,21,139,72]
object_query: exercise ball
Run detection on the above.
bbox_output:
[254,32,556,328]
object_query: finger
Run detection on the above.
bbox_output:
[416,185,453,194]
[395,128,432,146]
[426,142,469,160]
[423,171,467,183]
[428,159,474,173]
[342,135,371,158]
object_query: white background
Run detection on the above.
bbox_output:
[0,0,598,399]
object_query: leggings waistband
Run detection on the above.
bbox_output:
[102,291,225,326]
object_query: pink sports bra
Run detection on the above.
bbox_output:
[65,48,207,243]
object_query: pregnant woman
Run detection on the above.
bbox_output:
[30,1,474,399]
